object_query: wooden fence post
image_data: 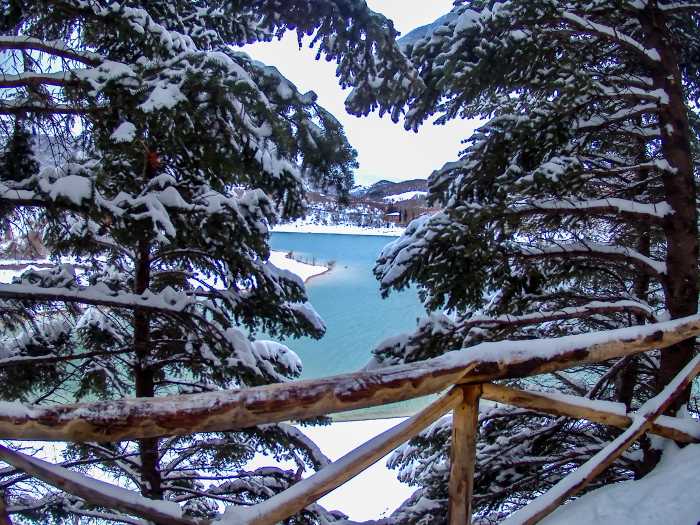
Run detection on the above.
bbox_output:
[448,384,482,525]
[238,387,467,525]
[0,491,11,525]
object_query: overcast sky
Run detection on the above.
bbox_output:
[248,1,480,187]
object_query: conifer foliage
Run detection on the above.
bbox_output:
[0,1,414,522]
[369,1,699,522]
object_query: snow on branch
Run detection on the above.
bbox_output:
[461,300,659,329]
[512,198,673,223]
[560,11,661,63]
[0,444,202,525]
[0,185,46,207]
[658,2,700,13]
[0,282,200,315]
[0,36,102,66]
[575,103,660,130]
[519,242,667,277]
[0,315,698,442]
[0,99,96,115]
[0,71,78,90]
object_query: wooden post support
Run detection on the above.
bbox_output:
[0,491,11,525]
[502,355,700,525]
[448,384,482,525]
[481,383,700,443]
[235,387,466,525]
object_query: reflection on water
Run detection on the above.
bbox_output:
[270,232,435,418]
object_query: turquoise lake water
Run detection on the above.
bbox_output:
[270,232,424,377]
[269,232,431,418]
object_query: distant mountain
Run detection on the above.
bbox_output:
[351,179,428,201]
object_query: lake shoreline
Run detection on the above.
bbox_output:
[268,250,329,283]
[273,222,405,237]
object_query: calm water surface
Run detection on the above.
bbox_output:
[269,232,430,418]
[270,232,424,377]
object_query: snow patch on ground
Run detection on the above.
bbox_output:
[269,251,328,282]
[297,419,414,521]
[542,443,700,525]
[273,222,404,237]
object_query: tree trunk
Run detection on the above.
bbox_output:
[616,145,651,412]
[0,490,12,525]
[640,6,699,413]
[133,235,163,502]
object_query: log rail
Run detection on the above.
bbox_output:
[0,316,699,524]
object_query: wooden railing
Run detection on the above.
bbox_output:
[0,315,699,524]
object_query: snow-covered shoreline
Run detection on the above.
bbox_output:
[298,418,413,520]
[269,251,329,283]
[273,222,405,237]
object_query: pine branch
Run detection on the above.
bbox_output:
[0,36,102,66]
[0,71,78,90]
[518,242,667,278]
[0,283,196,315]
[0,445,203,525]
[0,348,132,368]
[0,101,96,115]
[560,11,661,65]
[659,3,700,13]
[460,301,658,332]
[509,198,671,225]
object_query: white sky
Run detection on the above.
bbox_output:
[247,0,480,187]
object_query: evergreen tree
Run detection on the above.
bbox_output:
[0,1,413,522]
[0,124,43,258]
[365,1,699,521]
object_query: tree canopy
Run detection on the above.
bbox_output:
[0,0,415,522]
[369,0,700,521]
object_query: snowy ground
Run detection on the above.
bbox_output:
[297,419,414,521]
[273,222,405,237]
[269,250,329,282]
[543,442,700,525]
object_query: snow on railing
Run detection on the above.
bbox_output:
[0,316,699,524]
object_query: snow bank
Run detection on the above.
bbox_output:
[273,223,404,237]
[542,443,700,525]
[297,419,414,521]
[268,251,328,282]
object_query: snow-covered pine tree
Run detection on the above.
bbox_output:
[0,124,45,259]
[364,1,699,521]
[0,1,417,522]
